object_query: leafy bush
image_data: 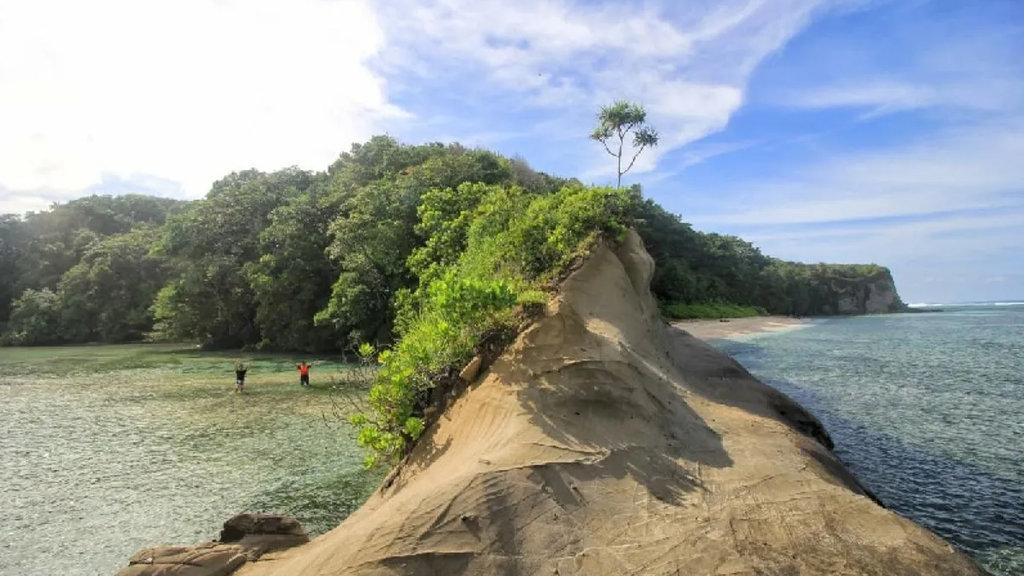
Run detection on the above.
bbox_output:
[1,288,63,346]
[352,183,637,467]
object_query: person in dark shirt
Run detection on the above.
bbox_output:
[234,361,248,393]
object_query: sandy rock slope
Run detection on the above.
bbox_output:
[239,231,984,576]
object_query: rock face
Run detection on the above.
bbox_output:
[118,543,248,576]
[824,268,903,315]
[234,230,983,576]
[219,514,307,546]
[116,514,308,576]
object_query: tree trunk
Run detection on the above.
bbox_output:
[617,136,624,188]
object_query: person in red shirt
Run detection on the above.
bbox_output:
[297,361,311,387]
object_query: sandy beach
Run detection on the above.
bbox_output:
[672,315,809,341]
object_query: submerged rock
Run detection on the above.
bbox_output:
[115,514,308,576]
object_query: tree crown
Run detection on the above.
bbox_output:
[590,100,659,187]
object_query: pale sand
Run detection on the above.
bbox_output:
[234,232,982,576]
[672,315,808,341]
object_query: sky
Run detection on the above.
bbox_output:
[1,0,1022,304]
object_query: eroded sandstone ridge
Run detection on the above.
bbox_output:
[229,232,982,576]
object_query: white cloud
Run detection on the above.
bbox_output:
[768,7,1024,120]
[740,211,1024,257]
[679,140,762,171]
[788,81,939,115]
[734,210,1024,302]
[692,119,1024,225]
[373,0,830,181]
[0,0,843,207]
[0,0,402,210]
[783,79,1024,117]
[0,188,53,214]
[674,114,1024,302]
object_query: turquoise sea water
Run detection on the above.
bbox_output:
[714,303,1024,576]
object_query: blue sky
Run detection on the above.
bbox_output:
[1,0,1022,303]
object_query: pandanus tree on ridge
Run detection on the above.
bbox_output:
[590,100,659,188]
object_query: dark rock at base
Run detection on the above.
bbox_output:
[220,513,306,543]
[115,515,308,576]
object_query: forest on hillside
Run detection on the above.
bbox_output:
[0,136,903,351]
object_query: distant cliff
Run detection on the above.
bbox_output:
[815,266,906,315]
[635,199,908,317]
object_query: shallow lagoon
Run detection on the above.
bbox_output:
[0,344,379,576]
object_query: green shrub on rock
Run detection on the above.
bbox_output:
[353,183,637,467]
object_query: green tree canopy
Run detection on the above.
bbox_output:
[2,288,62,346]
[315,144,513,346]
[0,135,901,349]
[152,168,309,348]
[58,226,167,343]
[246,180,340,352]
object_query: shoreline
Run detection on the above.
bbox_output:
[671,315,810,341]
